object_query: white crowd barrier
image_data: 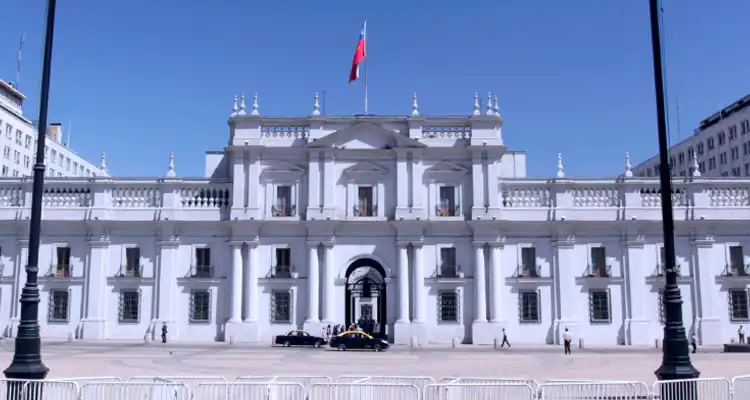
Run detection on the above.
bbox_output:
[310,382,420,400]
[79,381,191,399]
[128,375,227,397]
[441,376,539,391]
[653,377,732,400]
[194,382,306,399]
[425,382,535,400]
[338,375,435,393]
[539,381,642,399]
[732,375,750,400]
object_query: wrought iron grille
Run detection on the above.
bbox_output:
[118,289,141,324]
[48,290,70,324]
[437,291,459,323]
[270,290,292,324]
[189,290,211,324]
[729,289,750,322]
[519,291,541,324]
[589,289,612,324]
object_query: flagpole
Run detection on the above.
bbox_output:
[363,20,368,115]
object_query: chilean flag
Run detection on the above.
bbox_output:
[349,21,367,83]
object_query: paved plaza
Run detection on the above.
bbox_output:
[0,340,746,384]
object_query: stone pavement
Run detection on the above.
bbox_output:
[0,339,746,384]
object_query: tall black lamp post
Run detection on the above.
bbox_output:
[649,0,700,384]
[4,0,56,385]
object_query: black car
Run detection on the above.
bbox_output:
[329,330,389,351]
[274,330,326,348]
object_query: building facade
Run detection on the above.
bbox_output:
[0,80,107,178]
[632,94,750,178]
[0,92,747,347]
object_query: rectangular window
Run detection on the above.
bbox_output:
[275,248,292,278]
[1,166,7,176]
[51,150,57,163]
[521,247,538,277]
[438,186,457,216]
[273,185,293,216]
[118,290,140,324]
[125,247,141,277]
[48,290,70,324]
[271,291,292,324]
[519,291,541,324]
[589,289,612,324]
[590,247,608,277]
[5,124,12,139]
[55,246,71,277]
[438,291,459,323]
[15,130,21,145]
[193,248,211,278]
[729,245,745,276]
[189,290,211,324]
[356,186,375,216]
[439,247,457,277]
[25,135,31,149]
[729,289,750,322]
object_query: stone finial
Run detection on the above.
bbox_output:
[167,152,176,177]
[493,94,500,116]
[231,95,239,117]
[251,93,259,116]
[312,92,321,116]
[238,93,247,116]
[99,152,107,172]
[556,153,564,178]
[486,93,494,116]
[472,93,480,116]
[624,152,633,177]
[411,93,420,116]
[692,156,702,177]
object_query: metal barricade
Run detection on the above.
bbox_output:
[128,375,227,394]
[541,379,650,398]
[194,382,306,400]
[17,380,80,400]
[441,377,539,392]
[310,382,420,400]
[58,376,123,384]
[338,375,435,393]
[425,383,535,400]
[80,381,190,400]
[653,377,731,400]
[733,375,750,400]
[539,381,640,400]
[236,375,332,385]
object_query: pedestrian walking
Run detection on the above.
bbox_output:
[563,328,572,355]
[161,322,168,344]
[739,325,745,344]
[690,332,697,354]
[501,329,511,348]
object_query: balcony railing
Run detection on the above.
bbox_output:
[271,264,296,278]
[435,204,460,217]
[271,204,296,217]
[583,264,611,278]
[188,265,214,279]
[652,264,682,277]
[436,264,462,278]
[46,264,72,278]
[512,264,543,278]
[353,205,378,217]
[722,264,750,277]
[115,264,143,278]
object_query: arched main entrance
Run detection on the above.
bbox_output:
[345,258,387,339]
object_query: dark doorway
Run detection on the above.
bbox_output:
[345,258,387,339]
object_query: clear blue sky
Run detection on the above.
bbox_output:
[2,0,749,178]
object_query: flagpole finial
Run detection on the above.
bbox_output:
[472,93,480,116]
[312,92,321,116]
[231,95,239,117]
[411,93,420,117]
[238,93,247,116]
[100,152,107,172]
[556,153,565,178]
[493,94,500,117]
[251,93,260,116]
[624,152,633,178]
[167,152,176,178]
[485,93,494,116]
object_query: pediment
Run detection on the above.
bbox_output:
[306,122,426,150]
[261,162,305,181]
[343,161,388,177]
[425,161,468,175]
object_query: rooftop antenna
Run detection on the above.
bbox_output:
[322,90,327,115]
[16,33,25,88]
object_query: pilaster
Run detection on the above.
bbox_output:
[692,234,721,345]
[623,236,651,345]
[82,237,111,339]
[322,241,336,325]
[552,236,579,344]
[156,237,180,339]
[394,241,412,345]
[471,241,490,344]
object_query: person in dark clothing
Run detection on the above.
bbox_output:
[691,333,697,354]
[501,329,511,348]
[161,322,168,344]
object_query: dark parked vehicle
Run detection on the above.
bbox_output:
[274,330,326,348]
[329,330,389,352]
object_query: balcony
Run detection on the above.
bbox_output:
[651,263,683,277]
[646,263,692,284]
[187,265,214,279]
[270,264,298,279]
[40,264,84,284]
[115,264,143,278]
[576,264,623,284]
[434,204,460,218]
[718,264,750,281]
[506,265,553,284]
[271,204,296,217]
[353,205,378,217]
[435,264,463,278]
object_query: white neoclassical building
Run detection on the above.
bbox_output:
[0,92,748,347]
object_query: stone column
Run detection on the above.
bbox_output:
[396,244,410,324]
[473,243,487,323]
[322,244,336,323]
[413,244,426,323]
[83,238,110,339]
[489,244,503,323]
[244,243,258,322]
[306,244,320,323]
[229,244,243,322]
